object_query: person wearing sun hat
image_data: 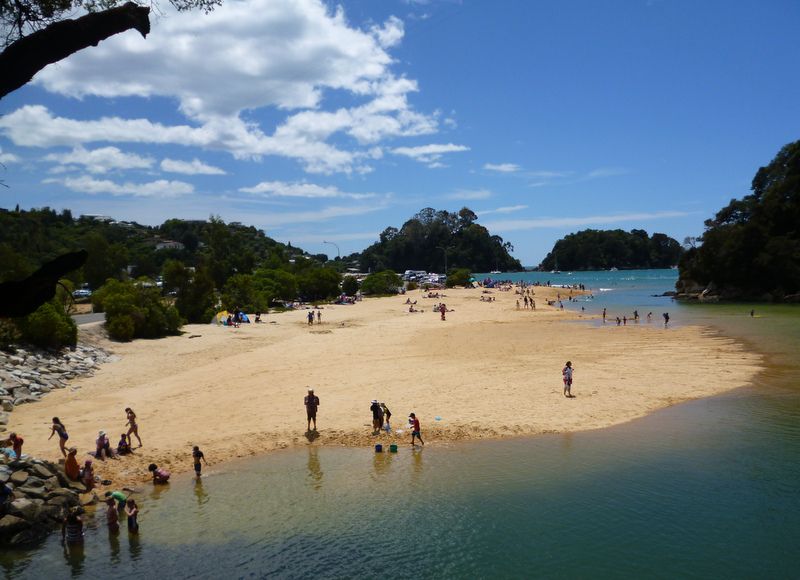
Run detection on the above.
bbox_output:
[304,387,320,432]
[95,430,114,460]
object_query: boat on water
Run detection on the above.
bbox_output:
[609,267,619,272]
[490,270,502,275]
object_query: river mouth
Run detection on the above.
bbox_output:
[3,271,799,578]
[3,376,800,579]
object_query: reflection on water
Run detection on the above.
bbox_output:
[108,531,121,565]
[307,447,323,490]
[63,543,85,577]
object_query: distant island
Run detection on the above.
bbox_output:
[538,229,683,271]
[676,139,800,302]
[356,207,522,273]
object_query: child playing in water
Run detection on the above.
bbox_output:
[192,446,208,478]
[409,413,424,446]
[125,498,139,533]
[148,463,171,484]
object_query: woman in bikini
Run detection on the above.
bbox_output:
[48,417,69,457]
[125,498,139,533]
[125,407,142,448]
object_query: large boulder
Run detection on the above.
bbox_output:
[8,498,42,522]
[0,515,28,538]
[9,471,28,486]
[29,463,54,480]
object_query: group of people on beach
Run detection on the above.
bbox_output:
[306,309,322,325]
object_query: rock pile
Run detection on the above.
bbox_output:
[0,344,115,428]
[0,455,85,545]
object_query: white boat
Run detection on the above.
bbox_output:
[490,270,501,275]
[609,267,619,272]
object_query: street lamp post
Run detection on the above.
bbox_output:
[322,240,340,260]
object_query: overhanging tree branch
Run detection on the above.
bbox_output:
[0,1,150,100]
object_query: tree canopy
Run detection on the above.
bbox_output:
[539,229,683,271]
[357,207,522,273]
[677,140,800,300]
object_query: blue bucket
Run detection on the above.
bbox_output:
[375,444,383,453]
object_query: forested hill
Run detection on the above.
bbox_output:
[538,229,683,271]
[0,208,310,288]
[677,140,800,301]
[356,207,523,273]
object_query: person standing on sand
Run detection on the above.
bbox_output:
[381,403,392,432]
[602,308,607,322]
[439,303,447,321]
[663,312,670,326]
[317,310,322,324]
[409,413,424,446]
[562,361,574,398]
[307,311,314,325]
[48,417,69,457]
[305,388,320,431]
[370,400,383,434]
[125,407,142,448]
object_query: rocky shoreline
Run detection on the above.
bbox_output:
[1,342,116,547]
[1,456,88,546]
[0,343,116,427]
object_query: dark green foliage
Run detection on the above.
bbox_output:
[93,279,182,340]
[539,229,683,271]
[297,267,341,301]
[360,270,402,295]
[17,301,77,349]
[221,273,270,312]
[678,140,800,299]
[446,268,471,288]
[358,207,522,273]
[253,268,298,302]
[341,275,359,296]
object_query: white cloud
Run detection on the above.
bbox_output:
[255,203,387,227]
[484,162,520,173]
[46,175,194,198]
[477,204,528,216]
[391,142,469,166]
[586,167,629,179]
[445,189,492,200]
[160,158,226,175]
[0,147,19,164]
[43,146,153,174]
[12,0,443,175]
[285,231,380,244]
[528,170,570,179]
[483,211,690,232]
[239,180,375,199]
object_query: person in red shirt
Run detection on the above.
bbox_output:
[409,413,424,446]
[7,433,23,459]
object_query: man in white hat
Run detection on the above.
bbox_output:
[304,388,320,432]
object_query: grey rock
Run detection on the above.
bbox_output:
[8,498,42,521]
[30,464,54,480]
[14,485,47,500]
[0,515,28,537]
[9,471,28,485]
[1,401,12,412]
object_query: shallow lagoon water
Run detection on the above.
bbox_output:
[2,270,799,579]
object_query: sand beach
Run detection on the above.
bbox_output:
[7,285,762,486]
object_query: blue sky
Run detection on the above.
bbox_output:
[1,0,798,266]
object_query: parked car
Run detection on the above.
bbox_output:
[72,289,92,298]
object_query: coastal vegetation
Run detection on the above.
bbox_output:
[677,140,800,301]
[356,207,522,274]
[539,229,683,271]
[360,270,402,295]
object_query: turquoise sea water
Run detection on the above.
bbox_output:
[2,270,799,579]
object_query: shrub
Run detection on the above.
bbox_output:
[406,281,418,291]
[0,319,20,350]
[446,268,471,288]
[96,279,183,341]
[107,315,135,342]
[361,270,402,295]
[18,302,77,349]
[297,267,342,301]
[342,275,359,296]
